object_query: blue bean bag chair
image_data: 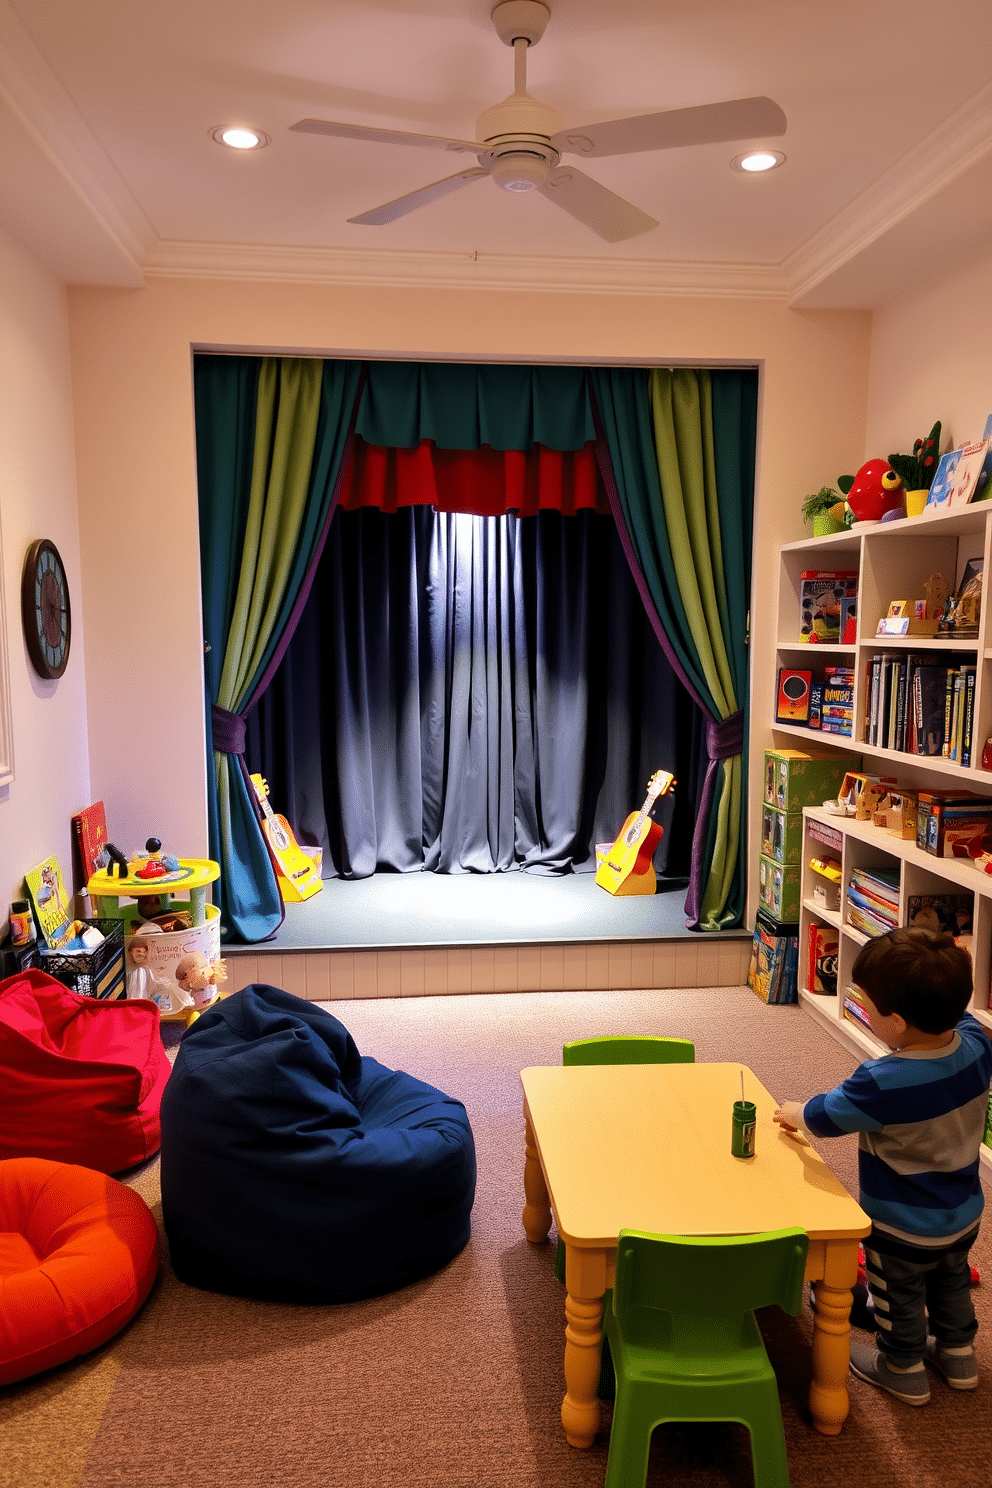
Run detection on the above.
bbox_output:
[159,985,476,1303]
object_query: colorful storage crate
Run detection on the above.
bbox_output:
[763,748,861,814]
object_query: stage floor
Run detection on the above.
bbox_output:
[229,871,748,954]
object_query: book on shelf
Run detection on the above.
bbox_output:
[799,571,857,644]
[847,902,897,939]
[23,856,76,950]
[71,801,108,887]
[850,864,900,900]
[806,921,839,995]
[844,985,874,1032]
[847,880,899,920]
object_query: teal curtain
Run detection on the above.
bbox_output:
[355,362,596,451]
[195,355,364,942]
[590,367,756,929]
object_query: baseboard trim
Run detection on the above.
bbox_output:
[224,936,752,1000]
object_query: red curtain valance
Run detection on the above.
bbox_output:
[337,437,610,518]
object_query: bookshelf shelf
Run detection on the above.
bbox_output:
[775,502,992,1176]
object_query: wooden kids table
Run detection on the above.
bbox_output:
[520,1061,870,1446]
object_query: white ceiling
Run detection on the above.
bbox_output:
[1,0,991,306]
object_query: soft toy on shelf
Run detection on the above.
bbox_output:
[837,459,906,525]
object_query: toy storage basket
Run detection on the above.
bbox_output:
[40,918,126,1001]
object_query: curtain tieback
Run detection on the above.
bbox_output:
[211,704,246,755]
[706,709,744,761]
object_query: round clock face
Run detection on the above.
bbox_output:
[21,539,71,679]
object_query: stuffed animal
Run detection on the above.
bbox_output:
[838,459,905,524]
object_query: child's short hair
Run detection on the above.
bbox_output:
[852,926,972,1034]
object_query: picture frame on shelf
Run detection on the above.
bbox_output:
[939,557,983,640]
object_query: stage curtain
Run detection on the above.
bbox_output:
[246,507,702,879]
[337,437,610,516]
[195,355,363,942]
[590,366,756,931]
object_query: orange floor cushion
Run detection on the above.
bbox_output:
[0,1157,160,1386]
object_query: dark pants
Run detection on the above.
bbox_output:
[864,1224,979,1369]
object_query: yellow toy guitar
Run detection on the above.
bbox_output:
[595,770,676,897]
[249,773,323,903]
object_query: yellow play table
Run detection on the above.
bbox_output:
[520,1061,870,1447]
[86,858,220,928]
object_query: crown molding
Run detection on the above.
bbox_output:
[142,238,790,299]
[784,79,992,306]
[0,0,153,274]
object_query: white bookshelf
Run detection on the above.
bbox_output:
[774,500,992,1180]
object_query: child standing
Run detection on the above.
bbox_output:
[775,926,992,1405]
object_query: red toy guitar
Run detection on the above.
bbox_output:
[595,771,675,897]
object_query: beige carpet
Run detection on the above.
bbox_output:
[3,985,991,1488]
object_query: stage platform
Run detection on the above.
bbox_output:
[224,871,753,1003]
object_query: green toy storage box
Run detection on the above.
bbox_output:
[760,804,803,866]
[763,748,861,814]
[758,854,802,923]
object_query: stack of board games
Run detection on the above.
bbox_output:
[821,665,855,736]
[798,570,857,644]
[747,910,799,1004]
[846,865,899,937]
[916,791,992,857]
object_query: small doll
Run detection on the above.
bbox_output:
[175,951,228,1009]
[127,926,193,1014]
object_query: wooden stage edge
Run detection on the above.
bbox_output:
[223,934,754,1003]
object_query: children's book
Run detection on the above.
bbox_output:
[948,439,992,508]
[71,801,108,887]
[24,856,76,949]
[926,450,961,510]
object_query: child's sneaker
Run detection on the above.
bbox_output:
[925,1340,978,1390]
[849,1342,930,1405]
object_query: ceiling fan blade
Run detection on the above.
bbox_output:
[552,95,787,160]
[348,167,490,226]
[291,118,483,156]
[538,167,657,243]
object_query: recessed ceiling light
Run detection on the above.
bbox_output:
[211,126,270,150]
[730,149,785,173]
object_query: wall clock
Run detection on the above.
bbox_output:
[21,538,71,679]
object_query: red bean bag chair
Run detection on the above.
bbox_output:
[0,1157,160,1385]
[0,970,171,1173]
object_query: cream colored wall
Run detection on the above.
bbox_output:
[66,275,872,922]
[866,247,992,457]
[0,226,91,930]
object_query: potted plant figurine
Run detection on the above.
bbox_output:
[887,420,941,516]
[802,485,847,536]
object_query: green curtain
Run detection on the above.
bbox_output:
[196,355,363,941]
[648,368,753,928]
[590,366,756,930]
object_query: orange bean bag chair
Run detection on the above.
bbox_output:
[0,970,171,1173]
[0,1157,160,1386]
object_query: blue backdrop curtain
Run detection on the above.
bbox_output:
[589,366,757,930]
[195,355,364,942]
[245,507,705,879]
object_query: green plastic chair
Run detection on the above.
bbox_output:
[602,1227,810,1488]
[562,1034,696,1067]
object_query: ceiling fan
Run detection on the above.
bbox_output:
[290,0,786,244]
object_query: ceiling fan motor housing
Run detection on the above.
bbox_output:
[477,93,563,191]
